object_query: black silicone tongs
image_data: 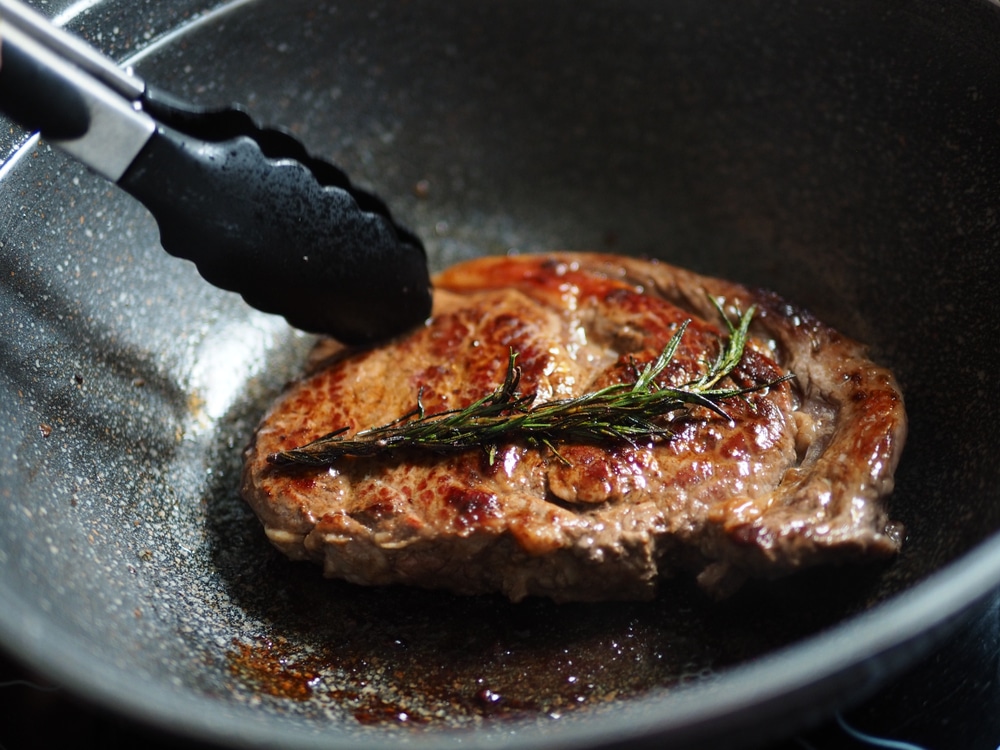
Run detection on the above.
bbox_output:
[0,0,431,344]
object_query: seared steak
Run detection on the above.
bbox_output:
[241,253,906,601]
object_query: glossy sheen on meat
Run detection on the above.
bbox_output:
[241,253,907,602]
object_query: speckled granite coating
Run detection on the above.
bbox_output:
[2,1,1000,749]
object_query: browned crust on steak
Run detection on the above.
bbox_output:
[241,253,906,601]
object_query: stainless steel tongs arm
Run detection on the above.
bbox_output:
[0,0,154,181]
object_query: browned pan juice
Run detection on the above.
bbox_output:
[203,415,892,728]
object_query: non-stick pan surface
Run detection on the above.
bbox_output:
[2,0,1000,748]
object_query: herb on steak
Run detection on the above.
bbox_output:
[268,303,790,467]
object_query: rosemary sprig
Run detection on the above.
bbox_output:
[268,303,790,468]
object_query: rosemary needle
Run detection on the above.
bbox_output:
[268,303,791,468]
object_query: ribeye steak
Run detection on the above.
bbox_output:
[241,253,906,602]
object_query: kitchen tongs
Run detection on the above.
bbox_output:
[0,0,431,344]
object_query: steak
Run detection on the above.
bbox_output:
[241,253,907,601]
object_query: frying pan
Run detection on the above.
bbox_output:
[2,0,999,748]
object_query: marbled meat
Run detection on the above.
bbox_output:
[241,253,906,602]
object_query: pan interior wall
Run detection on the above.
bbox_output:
[1,0,999,746]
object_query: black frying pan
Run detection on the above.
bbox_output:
[2,0,1000,748]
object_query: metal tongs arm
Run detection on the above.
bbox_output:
[0,0,153,180]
